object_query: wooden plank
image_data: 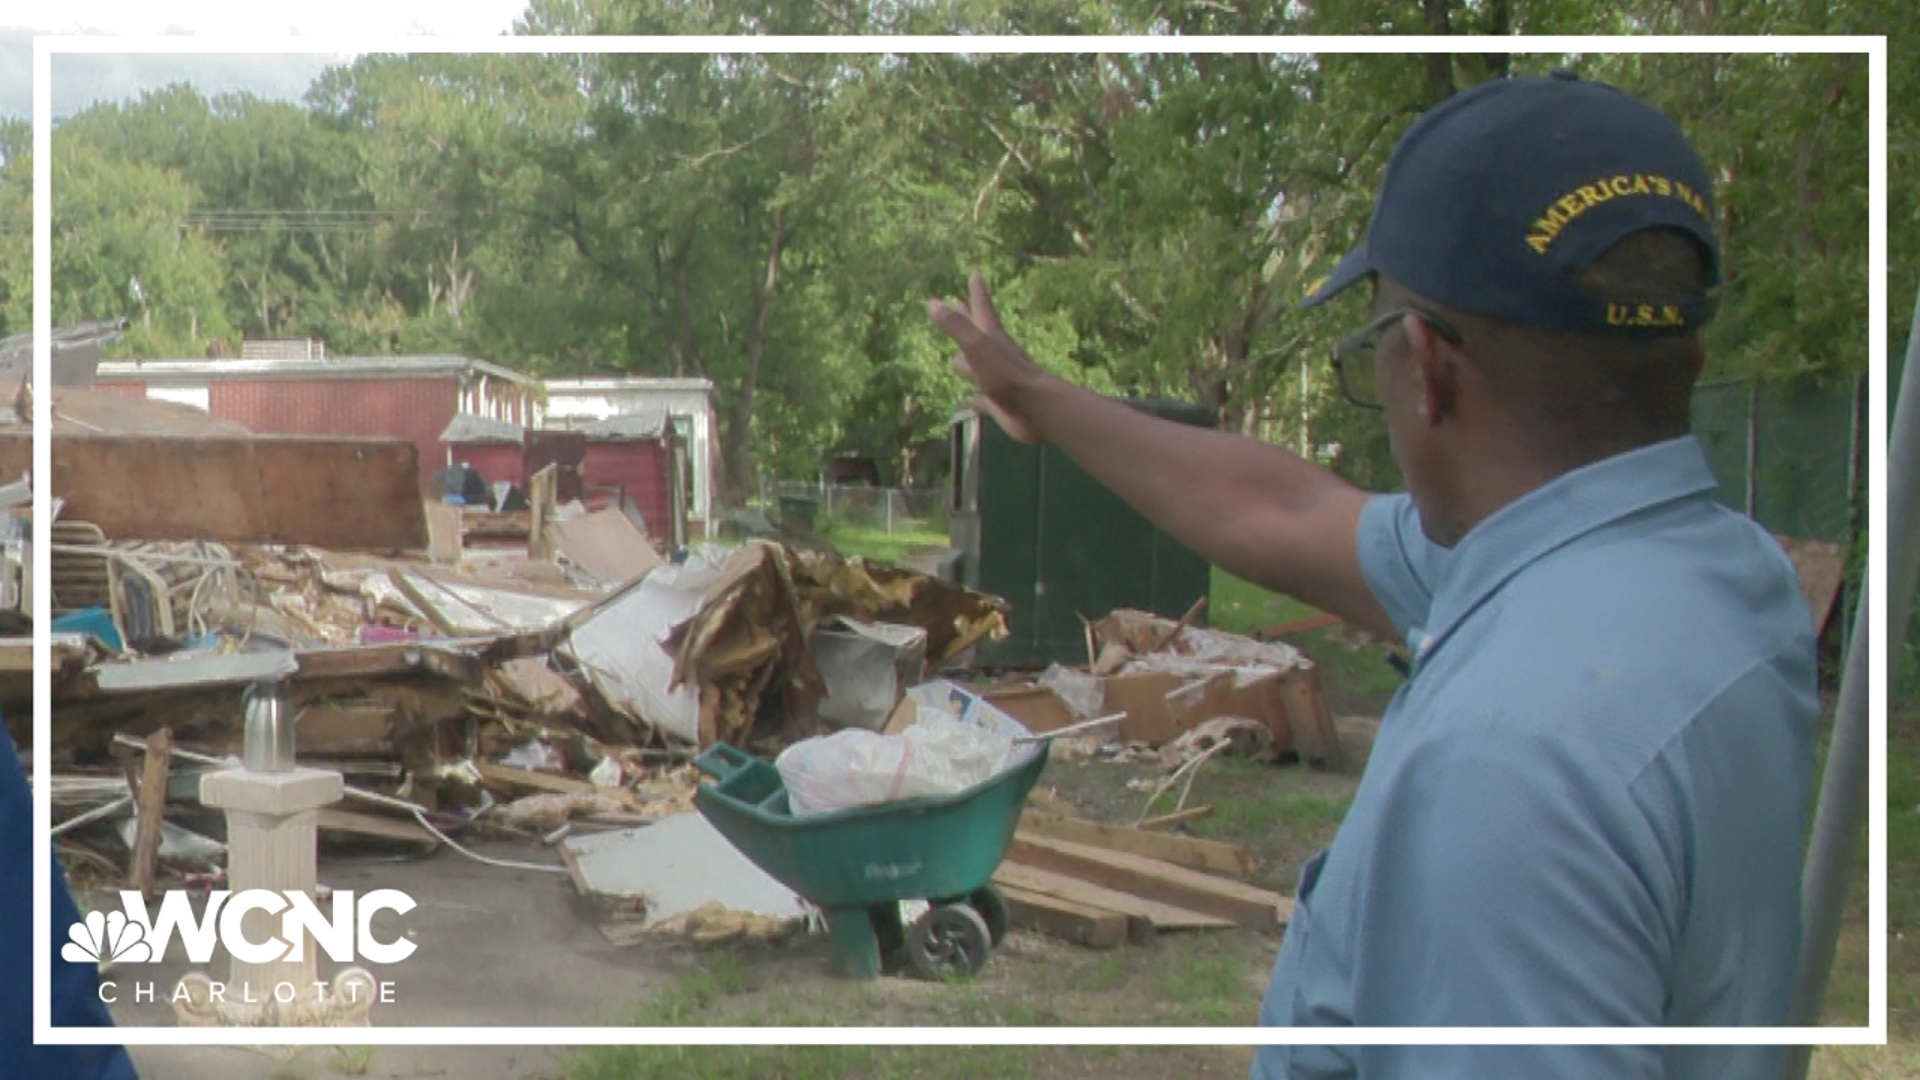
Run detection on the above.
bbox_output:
[475,761,642,812]
[1020,808,1256,876]
[994,861,1234,934]
[555,837,592,897]
[316,808,439,847]
[250,438,428,552]
[1008,831,1290,931]
[293,643,483,683]
[1,433,427,550]
[424,500,464,565]
[128,726,173,897]
[387,570,462,636]
[527,464,557,563]
[994,884,1128,949]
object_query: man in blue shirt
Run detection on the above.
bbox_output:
[930,72,1815,1078]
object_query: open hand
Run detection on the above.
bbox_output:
[928,272,1046,445]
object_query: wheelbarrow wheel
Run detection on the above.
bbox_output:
[968,884,1011,948]
[906,903,992,980]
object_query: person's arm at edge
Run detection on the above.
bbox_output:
[930,273,1399,643]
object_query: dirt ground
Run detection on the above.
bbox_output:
[107,722,1370,1079]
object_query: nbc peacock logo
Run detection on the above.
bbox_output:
[63,909,154,965]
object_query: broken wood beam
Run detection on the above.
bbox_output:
[1019,807,1255,877]
[128,726,173,897]
[995,884,1130,949]
[1008,831,1290,931]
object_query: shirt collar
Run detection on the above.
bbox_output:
[1409,435,1721,667]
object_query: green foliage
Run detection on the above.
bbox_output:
[49,140,231,348]
[0,118,28,337]
[39,14,1881,499]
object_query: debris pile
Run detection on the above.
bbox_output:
[17,375,1327,958]
[973,605,1344,770]
[30,498,1010,903]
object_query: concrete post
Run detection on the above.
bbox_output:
[172,766,376,1027]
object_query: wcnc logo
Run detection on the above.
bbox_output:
[64,889,417,967]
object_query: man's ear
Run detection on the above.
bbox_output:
[1403,312,1459,425]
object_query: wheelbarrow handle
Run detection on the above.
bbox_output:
[693,742,755,783]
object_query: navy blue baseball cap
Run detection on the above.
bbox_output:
[1304,70,1720,336]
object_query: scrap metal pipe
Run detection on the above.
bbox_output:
[1783,282,1920,1077]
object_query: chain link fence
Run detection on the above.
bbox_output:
[1692,374,1865,682]
[1691,376,1865,546]
[757,480,950,537]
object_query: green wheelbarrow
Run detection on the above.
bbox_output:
[692,739,1049,980]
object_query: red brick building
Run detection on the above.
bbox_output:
[440,411,687,546]
[91,355,539,485]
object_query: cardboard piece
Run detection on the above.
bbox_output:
[811,618,927,731]
[1099,667,1298,748]
[980,683,1078,735]
[549,508,666,584]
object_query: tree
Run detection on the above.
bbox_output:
[0,117,29,337]
[49,141,230,352]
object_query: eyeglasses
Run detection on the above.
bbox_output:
[1329,307,1464,410]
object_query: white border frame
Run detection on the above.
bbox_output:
[31,33,1887,1047]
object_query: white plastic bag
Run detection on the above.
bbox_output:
[1038,663,1106,719]
[776,712,1017,817]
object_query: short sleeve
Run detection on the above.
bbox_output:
[1355,493,1443,642]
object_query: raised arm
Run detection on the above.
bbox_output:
[930,272,1398,643]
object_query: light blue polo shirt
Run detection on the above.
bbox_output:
[1254,436,1819,1079]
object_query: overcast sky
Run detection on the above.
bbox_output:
[1,1,533,121]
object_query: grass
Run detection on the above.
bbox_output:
[820,520,949,566]
[563,934,1266,1080]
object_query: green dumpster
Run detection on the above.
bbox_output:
[947,398,1217,669]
